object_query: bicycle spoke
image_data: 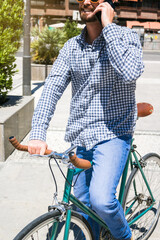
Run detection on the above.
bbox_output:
[123,153,160,240]
[13,211,93,240]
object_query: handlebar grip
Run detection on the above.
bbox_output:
[9,136,91,169]
[69,152,91,170]
[9,136,52,155]
[9,136,28,152]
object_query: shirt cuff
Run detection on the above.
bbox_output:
[102,23,122,44]
[29,128,47,142]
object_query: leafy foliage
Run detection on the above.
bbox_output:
[31,27,65,65]
[63,19,81,42]
[31,20,82,65]
[0,0,24,103]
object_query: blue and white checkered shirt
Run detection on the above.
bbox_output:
[30,23,144,150]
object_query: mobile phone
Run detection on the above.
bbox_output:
[95,0,115,24]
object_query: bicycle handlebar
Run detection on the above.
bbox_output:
[68,152,92,169]
[9,136,92,170]
[9,103,153,170]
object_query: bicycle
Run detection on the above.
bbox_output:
[9,102,160,240]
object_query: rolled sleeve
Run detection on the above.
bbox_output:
[103,23,144,83]
[30,42,71,141]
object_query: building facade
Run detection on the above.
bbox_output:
[31,0,160,26]
[31,0,160,49]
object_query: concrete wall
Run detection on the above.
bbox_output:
[0,96,34,161]
[31,64,52,81]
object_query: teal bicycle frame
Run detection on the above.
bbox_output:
[52,139,155,240]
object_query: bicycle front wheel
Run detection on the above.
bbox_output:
[13,210,93,240]
[123,153,160,240]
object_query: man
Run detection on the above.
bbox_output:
[28,0,144,239]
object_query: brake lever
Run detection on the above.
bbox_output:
[31,151,57,158]
[48,152,71,164]
[31,145,77,165]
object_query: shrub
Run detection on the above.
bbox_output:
[31,27,65,65]
[0,0,24,103]
[63,19,81,42]
[31,20,82,65]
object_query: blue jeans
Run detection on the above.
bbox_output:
[73,135,132,240]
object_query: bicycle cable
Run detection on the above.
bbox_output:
[49,156,81,189]
[134,149,143,159]
[49,157,58,196]
[132,145,142,159]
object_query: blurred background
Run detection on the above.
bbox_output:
[30,0,160,50]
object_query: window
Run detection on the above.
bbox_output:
[69,0,79,10]
[31,1,45,7]
[118,0,160,9]
[46,0,65,9]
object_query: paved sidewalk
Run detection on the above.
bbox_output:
[0,73,160,239]
[0,82,71,240]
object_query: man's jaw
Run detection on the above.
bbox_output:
[80,8,97,22]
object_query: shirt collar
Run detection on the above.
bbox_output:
[77,26,105,48]
[77,27,87,46]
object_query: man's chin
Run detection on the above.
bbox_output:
[81,15,98,23]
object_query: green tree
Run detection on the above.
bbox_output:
[0,0,24,103]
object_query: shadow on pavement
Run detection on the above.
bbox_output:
[31,82,45,94]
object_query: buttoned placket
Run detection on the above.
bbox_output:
[30,24,143,151]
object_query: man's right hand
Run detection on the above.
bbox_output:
[28,140,48,155]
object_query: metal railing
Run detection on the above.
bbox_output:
[141,41,160,50]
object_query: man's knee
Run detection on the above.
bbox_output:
[90,194,119,217]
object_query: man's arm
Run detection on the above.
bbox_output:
[103,23,144,83]
[94,1,144,83]
[29,42,71,154]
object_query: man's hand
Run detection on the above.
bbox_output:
[28,140,48,155]
[94,0,115,28]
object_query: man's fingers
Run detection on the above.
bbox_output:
[40,145,47,155]
[28,140,48,155]
[94,2,114,14]
[35,147,41,155]
[28,145,36,154]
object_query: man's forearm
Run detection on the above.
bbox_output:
[30,43,71,142]
[103,23,144,83]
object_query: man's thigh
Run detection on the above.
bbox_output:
[90,135,132,203]
[73,146,93,206]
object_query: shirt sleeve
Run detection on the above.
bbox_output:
[29,42,71,141]
[103,23,144,83]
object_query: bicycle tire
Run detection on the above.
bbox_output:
[13,209,94,240]
[122,153,160,240]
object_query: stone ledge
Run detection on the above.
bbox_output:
[0,95,34,161]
